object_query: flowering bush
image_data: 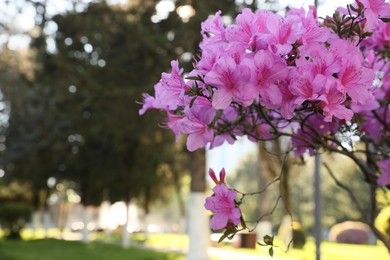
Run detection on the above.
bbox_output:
[329,221,371,244]
[204,168,241,231]
[375,207,390,240]
[140,0,390,251]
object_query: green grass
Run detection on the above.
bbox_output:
[0,238,184,260]
[209,238,390,260]
[1,231,388,260]
[285,239,390,260]
[132,233,189,251]
[131,233,389,260]
[134,233,389,260]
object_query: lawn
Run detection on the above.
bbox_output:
[284,239,390,260]
[133,233,389,260]
[0,238,184,260]
[0,231,388,260]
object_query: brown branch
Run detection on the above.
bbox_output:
[323,162,366,218]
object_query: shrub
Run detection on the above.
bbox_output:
[292,222,307,249]
[375,207,390,241]
[329,221,371,244]
[0,202,32,239]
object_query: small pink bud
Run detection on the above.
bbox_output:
[209,168,218,184]
[219,168,226,183]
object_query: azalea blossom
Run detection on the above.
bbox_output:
[204,169,241,230]
[378,158,390,186]
[139,1,390,247]
[359,0,390,31]
[204,55,254,109]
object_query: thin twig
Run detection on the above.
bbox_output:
[323,162,366,218]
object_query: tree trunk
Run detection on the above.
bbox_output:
[256,142,273,238]
[187,149,209,260]
[258,140,293,246]
[365,142,390,252]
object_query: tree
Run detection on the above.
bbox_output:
[140,0,390,252]
[1,0,188,242]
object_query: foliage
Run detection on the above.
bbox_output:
[0,202,32,239]
[1,0,188,209]
[0,0,263,212]
[292,222,306,249]
[0,239,184,260]
[329,221,371,245]
[375,207,390,241]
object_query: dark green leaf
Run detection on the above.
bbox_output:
[218,229,233,243]
[240,215,246,229]
[379,18,390,23]
[269,247,274,257]
[263,235,274,246]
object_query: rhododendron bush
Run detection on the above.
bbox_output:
[140,0,390,251]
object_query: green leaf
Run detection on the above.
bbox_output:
[189,96,197,108]
[269,247,274,257]
[263,235,274,246]
[379,18,390,23]
[240,215,247,229]
[361,32,373,38]
[218,229,233,243]
[340,16,352,25]
[349,4,358,12]
[185,75,202,81]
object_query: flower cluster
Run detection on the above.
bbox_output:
[140,1,390,185]
[204,168,241,231]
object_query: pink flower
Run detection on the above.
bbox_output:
[361,115,383,141]
[177,97,216,151]
[204,55,254,109]
[361,21,390,50]
[320,77,353,122]
[225,8,257,51]
[257,13,304,55]
[138,94,156,115]
[289,72,326,107]
[358,0,390,31]
[200,11,227,51]
[210,133,236,149]
[154,60,189,110]
[280,83,298,119]
[288,6,330,44]
[296,43,342,77]
[166,113,185,142]
[378,158,390,186]
[244,50,289,109]
[205,169,241,230]
[338,60,375,103]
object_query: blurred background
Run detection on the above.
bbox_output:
[0,0,388,259]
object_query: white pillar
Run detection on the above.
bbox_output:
[43,210,51,238]
[187,192,210,260]
[99,201,111,241]
[32,211,42,234]
[81,206,91,243]
[121,202,130,248]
